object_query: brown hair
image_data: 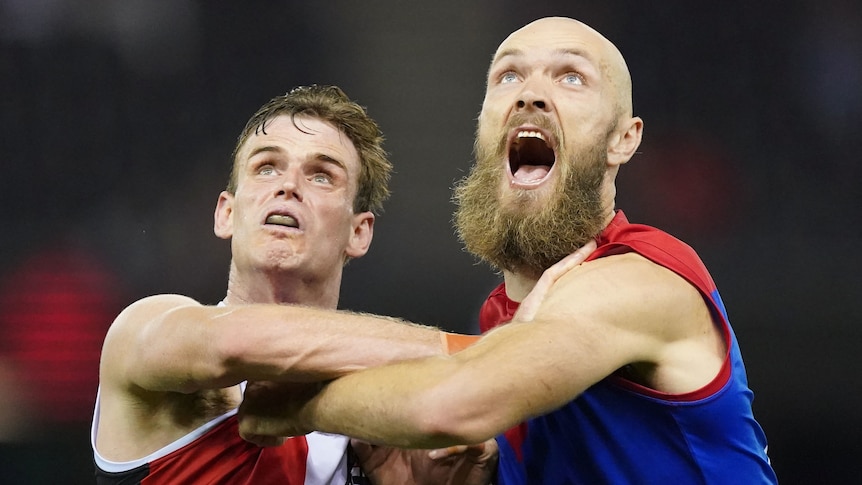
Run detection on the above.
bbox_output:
[228,85,391,214]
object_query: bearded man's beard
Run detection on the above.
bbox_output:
[453,133,608,279]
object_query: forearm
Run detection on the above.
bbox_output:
[212,305,446,382]
[298,336,522,448]
[128,299,449,392]
[283,320,601,448]
[236,332,486,449]
[303,356,469,448]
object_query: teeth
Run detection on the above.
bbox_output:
[516,131,545,140]
[266,214,298,227]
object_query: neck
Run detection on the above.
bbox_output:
[223,262,341,309]
[503,208,616,303]
[502,269,536,303]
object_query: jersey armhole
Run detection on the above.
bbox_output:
[609,304,733,403]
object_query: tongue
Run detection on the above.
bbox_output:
[514,164,551,183]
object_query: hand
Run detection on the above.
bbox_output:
[515,239,597,322]
[237,380,320,446]
[351,438,498,485]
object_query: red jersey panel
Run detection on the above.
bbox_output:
[92,389,348,484]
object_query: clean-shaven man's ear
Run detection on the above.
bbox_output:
[214,191,235,240]
[345,212,375,259]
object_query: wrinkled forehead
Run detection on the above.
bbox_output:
[490,17,632,112]
[235,114,362,187]
[494,17,618,67]
[239,114,357,160]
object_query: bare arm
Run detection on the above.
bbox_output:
[100,294,445,394]
[238,253,722,448]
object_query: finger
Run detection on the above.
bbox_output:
[517,240,597,322]
[477,438,499,461]
[545,239,597,280]
[516,273,555,322]
[427,444,469,459]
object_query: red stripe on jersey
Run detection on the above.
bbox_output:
[143,416,308,485]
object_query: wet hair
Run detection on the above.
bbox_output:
[227,85,391,214]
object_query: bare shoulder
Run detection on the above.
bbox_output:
[96,294,238,461]
[535,252,714,358]
[543,252,723,393]
[115,294,202,328]
[106,294,200,339]
[100,294,201,386]
[548,251,707,332]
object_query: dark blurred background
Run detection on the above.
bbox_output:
[1,1,859,483]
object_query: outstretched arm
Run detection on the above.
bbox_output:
[100,295,446,395]
[238,252,721,448]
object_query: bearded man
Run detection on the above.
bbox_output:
[454,110,608,280]
[237,17,778,485]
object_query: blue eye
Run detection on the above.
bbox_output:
[258,165,275,175]
[311,173,332,184]
[500,71,519,84]
[562,73,584,85]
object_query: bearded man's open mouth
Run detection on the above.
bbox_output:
[507,126,557,187]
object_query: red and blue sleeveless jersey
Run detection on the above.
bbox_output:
[479,211,778,484]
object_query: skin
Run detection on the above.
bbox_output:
[94,115,447,464]
[236,17,726,449]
